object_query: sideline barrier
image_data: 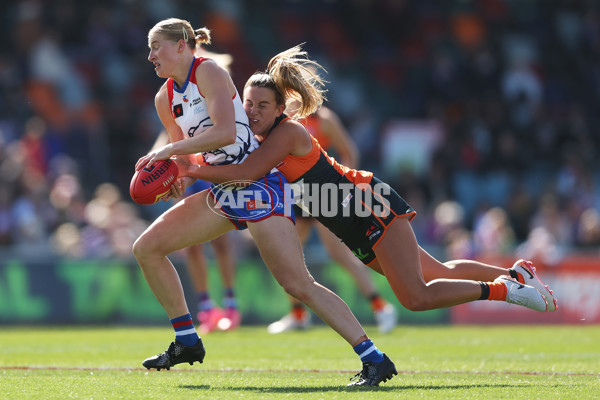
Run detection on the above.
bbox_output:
[2,254,594,325]
[0,256,444,325]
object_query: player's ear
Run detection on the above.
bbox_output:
[276,104,285,117]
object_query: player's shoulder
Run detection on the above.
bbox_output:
[155,82,170,103]
[193,57,232,91]
[274,118,311,145]
[278,117,305,132]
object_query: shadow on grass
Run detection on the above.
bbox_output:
[181,383,532,393]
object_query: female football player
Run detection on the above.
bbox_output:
[268,101,397,335]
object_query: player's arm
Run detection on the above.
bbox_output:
[170,60,237,154]
[318,106,359,168]
[182,121,308,183]
[149,86,180,151]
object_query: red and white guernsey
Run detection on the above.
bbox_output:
[167,57,258,166]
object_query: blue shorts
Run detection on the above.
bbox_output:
[208,171,295,230]
[185,179,212,196]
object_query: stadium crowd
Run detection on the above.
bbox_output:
[1,0,600,265]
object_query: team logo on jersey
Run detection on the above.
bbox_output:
[173,104,183,118]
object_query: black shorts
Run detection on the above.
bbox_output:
[311,176,416,265]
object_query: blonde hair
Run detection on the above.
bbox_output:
[148,18,211,49]
[245,44,327,119]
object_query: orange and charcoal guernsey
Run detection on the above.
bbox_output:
[273,115,372,186]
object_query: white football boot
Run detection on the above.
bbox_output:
[374,304,397,334]
[509,259,557,311]
[267,312,312,334]
[495,275,548,312]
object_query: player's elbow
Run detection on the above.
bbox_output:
[221,125,237,146]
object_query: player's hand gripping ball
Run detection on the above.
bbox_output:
[130,159,179,205]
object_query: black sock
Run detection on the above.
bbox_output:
[478,282,490,300]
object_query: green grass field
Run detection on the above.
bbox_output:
[0,325,598,399]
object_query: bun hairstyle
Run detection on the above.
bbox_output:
[245,44,327,119]
[193,27,211,46]
[149,18,211,49]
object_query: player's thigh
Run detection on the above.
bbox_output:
[247,216,312,283]
[141,190,233,255]
[418,245,448,282]
[372,217,427,297]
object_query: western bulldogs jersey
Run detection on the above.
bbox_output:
[167,57,258,165]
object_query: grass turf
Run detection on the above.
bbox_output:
[0,325,598,399]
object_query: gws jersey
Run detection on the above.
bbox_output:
[167,57,258,165]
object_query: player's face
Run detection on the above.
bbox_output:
[243,86,284,136]
[148,35,180,78]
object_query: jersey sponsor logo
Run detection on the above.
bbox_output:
[173,104,183,118]
[367,227,381,241]
[190,98,204,114]
[365,220,382,240]
[365,225,378,237]
[182,95,189,103]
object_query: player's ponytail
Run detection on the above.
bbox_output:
[266,44,327,119]
[194,27,211,46]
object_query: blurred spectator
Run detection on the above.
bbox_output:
[51,182,149,259]
[0,0,598,260]
[530,194,574,247]
[576,207,600,250]
[429,200,466,245]
[516,226,565,268]
[472,207,516,256]
[444,227,476,260]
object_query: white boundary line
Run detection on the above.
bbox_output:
[1,365,598,376]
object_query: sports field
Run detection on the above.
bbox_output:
[1,325,598,399]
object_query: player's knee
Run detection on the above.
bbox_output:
[132,233,160,263]
[398,292,432,312]
[280,282,303,301]
[279,279,313,304]
[131,235,146,261]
